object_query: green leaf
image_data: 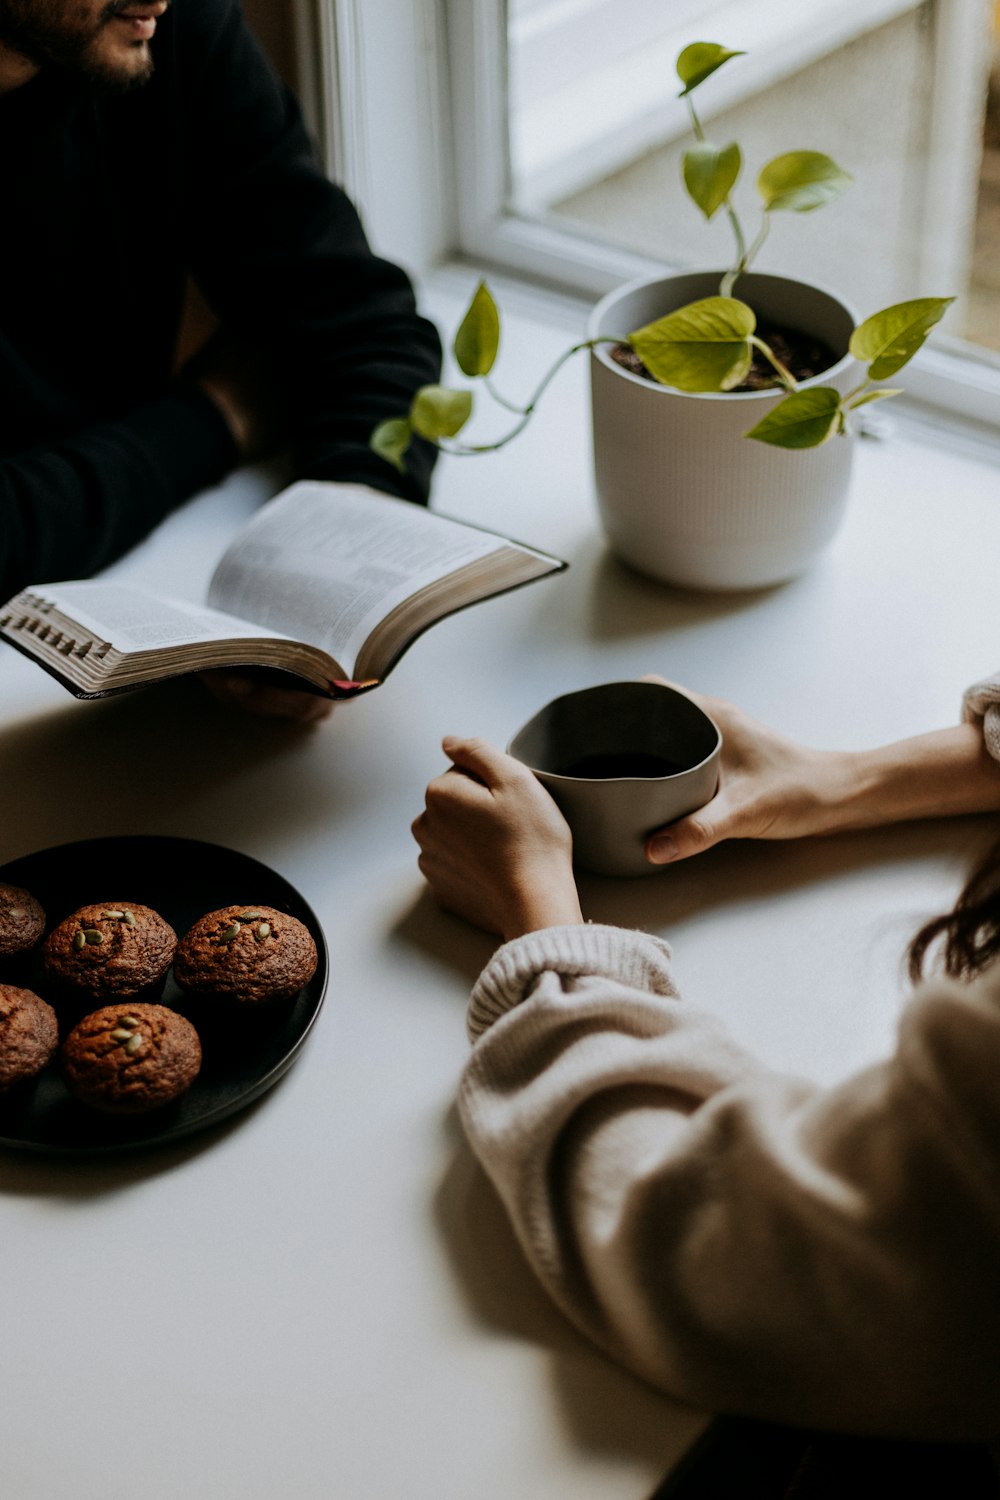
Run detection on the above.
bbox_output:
[629,297,756,392]
[370,417,413,472]
[410,385,473,440]
[676,42,744,96]
[682,141,741,220]
[848,297,955,380]
[453,281,500,377]
[744,388,842,448]
[846,388,902,410]
[756,151,852,213]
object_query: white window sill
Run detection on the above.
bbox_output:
[421,264,1000,464]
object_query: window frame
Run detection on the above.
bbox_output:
[305,0,1000,425]
[292,0,455,281]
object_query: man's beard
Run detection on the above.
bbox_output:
[0,0,157,91]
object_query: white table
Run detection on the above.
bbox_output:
[2,283,999,1500]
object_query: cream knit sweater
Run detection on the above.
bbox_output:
[457,678,1000,1439]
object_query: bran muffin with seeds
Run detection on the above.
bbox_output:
[61,1003,201,1114]
[174,905,317,1005]
[42,903,177,1004]
[0,985,59,1092]
[0,883,46,961]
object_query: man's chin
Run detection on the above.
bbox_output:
[78,37,155,92]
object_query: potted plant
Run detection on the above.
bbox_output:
[373,42,953,591]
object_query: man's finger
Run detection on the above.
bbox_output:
[200,671,333,722]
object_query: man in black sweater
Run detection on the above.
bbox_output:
[0,0,441,711]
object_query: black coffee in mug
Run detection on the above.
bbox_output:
[507,681,722,876]
[554,751,688,780]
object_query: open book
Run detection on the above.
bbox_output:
[0,482,566,700]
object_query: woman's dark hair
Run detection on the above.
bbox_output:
[909,833,1000,982]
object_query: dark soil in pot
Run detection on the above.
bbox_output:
[610,321,837,391]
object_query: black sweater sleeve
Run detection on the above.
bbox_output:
[0,389,237,600]
[0,0,440,603]
[174,0,441,506]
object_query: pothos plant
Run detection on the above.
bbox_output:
[372,41,954,472]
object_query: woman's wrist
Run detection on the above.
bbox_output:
[503,876,584,942]
[822,724,1000,834]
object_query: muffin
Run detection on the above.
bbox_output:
[0,984,59,1092]
[43,902,177,1005]
[61,1003,201,1115]
[174,905,317,1005]
[0,882,46,960]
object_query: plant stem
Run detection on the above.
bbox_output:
[686,94,750,296]
[684,95,706,144]
[748,335,798,391]
[483,377,529,414]
[437,336,626,456]
[720,215,769,297]
[745,216,771,267]
[840,379,873,405]
[719,208,747,292]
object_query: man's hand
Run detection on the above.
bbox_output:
[183,326,285,462]
[413,737,583,940]
[199,670,334,723]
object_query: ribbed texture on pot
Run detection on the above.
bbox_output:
[588,273,859,591]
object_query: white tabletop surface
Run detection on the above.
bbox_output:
[2,281,999,1500]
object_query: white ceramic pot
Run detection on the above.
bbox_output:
[588,271,858,591]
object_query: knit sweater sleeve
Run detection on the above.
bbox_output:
[962,672,1000,762]
[458,924,1000,1439]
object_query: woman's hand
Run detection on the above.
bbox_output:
[643,678,853,865]
[413,737,584,941]
[643,677,1000,865]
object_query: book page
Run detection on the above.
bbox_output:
[207,482,516,675]
[34,582,293,652]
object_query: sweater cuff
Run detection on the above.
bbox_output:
[962,673,1000,762]
[126,387,239,505]
[301,436,437,509]
[467,924,677,1043]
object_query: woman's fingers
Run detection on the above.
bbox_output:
[646,803,728,864]
[639,672,719,719]
[441,735,535,791]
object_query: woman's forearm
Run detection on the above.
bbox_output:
[816,723,1000,835]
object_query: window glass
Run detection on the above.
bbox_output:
[970,21,1000,353]
[505,0,1000,359]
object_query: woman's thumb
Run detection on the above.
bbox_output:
[441,735,510,787]
[645,804,724,865]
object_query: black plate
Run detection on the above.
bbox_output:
[0,836,328,1155]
